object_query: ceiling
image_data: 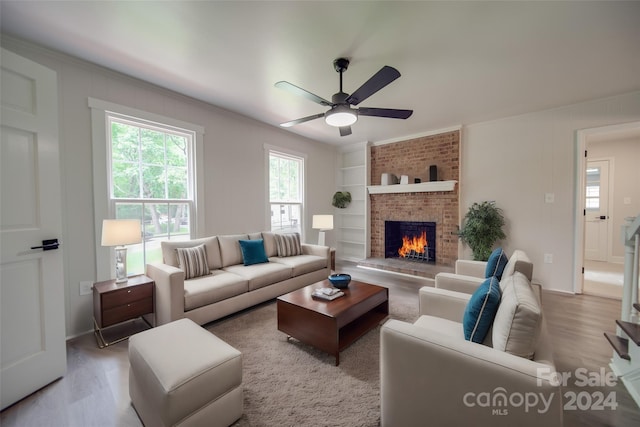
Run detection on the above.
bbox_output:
[1,1,639,145]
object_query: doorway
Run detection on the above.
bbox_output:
[584,159,611,262]
[574,121,640,297]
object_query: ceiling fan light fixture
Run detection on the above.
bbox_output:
[325,105,357,127]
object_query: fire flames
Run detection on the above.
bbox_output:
[398,231,428,258]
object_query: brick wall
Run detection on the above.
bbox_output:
[369,130,459,266]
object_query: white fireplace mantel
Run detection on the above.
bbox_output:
[367,180,457,195]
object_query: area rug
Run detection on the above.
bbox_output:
[206,292,418,427]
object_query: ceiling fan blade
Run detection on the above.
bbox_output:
[346,66,401,106]
[279,113,325,128]
[275,81,333,107]
[358,107,413,119]
[339,126,352,137]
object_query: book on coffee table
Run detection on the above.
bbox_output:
[312,288,344,301]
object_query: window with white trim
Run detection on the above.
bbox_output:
[107,113,196,275]
[269,150,304,234]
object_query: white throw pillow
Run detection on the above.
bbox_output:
[492,272,542,359]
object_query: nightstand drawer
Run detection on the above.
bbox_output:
[102,282,153,309]
[102,297,153,327]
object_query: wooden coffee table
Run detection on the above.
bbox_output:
[277,280,389,365]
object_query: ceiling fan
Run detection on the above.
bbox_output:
[275,58,413,137]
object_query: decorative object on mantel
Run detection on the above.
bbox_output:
[429,165,438,181]
[458,201,506,261]
[381,173,399,186]
[332,191,352,208]
[367,180,457,194]
[399,175,413,185]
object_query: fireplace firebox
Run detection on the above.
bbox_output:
[385,221,436,263]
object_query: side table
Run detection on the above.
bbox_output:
[330,247,336,271]
[93,274,154,348]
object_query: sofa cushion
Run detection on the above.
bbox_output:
[492,272,542,359]
[462,276,501,343]
[184,270,249,311]
[274,233,302,257]
[161,236,222,270]
[485,247,508,280]
[176,244,210,280]
[223,262,292,291]
[218,234,249,267]
[270,254,327,277]
[502,249,533,282]
[258,231,278,258]
[239,239,269,266]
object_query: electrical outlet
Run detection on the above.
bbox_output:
[544,254,553,264]
[545,193,554,204]
[79,281,93,296]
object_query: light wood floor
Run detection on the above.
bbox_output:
[2,261,639,426]
[583,260,628,299]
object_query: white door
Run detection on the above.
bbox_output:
[1,48,66,410]
[584,160,610,261]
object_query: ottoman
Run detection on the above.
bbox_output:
[129,318,242,427]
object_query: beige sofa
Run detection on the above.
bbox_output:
[146,231,330,326]
[380,269,563,427]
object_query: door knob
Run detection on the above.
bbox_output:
[31,239,60,251]
[598,215,608,220]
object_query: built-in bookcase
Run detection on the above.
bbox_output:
[335,142,369,262]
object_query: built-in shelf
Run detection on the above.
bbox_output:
[338,239,364,245]
[336,143,368,262]
[367,180,457,195]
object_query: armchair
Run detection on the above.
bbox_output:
[435,249,533,294]
[380,273,562,427]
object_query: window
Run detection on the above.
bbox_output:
[585,167,601,210]
[268,150,304,234]
[90,98,204,280]
[108,114,195,275]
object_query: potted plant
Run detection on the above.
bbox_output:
[332,191,352,209]
[458,201,506,261]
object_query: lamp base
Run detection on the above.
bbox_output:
[114,246,128,283]
[318,231,326,247]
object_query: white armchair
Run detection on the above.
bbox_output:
[380,273,563,427]
[435,249,533,294]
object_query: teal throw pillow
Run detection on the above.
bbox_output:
[239,239,269,266]
[485,247,508,280]
[463,276,501,343]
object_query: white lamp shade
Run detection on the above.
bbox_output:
[312,215,334,230]
[101,219,142,246]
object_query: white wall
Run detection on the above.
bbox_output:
[587,136,640,260]
[1,37,337,338]
[462,91,640,293]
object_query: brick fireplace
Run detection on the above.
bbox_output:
[369,130,459,267]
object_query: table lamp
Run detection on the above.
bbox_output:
[312,214,334,246]
[101,219,142,283]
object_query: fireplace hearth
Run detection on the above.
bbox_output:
[385,220,436,263]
